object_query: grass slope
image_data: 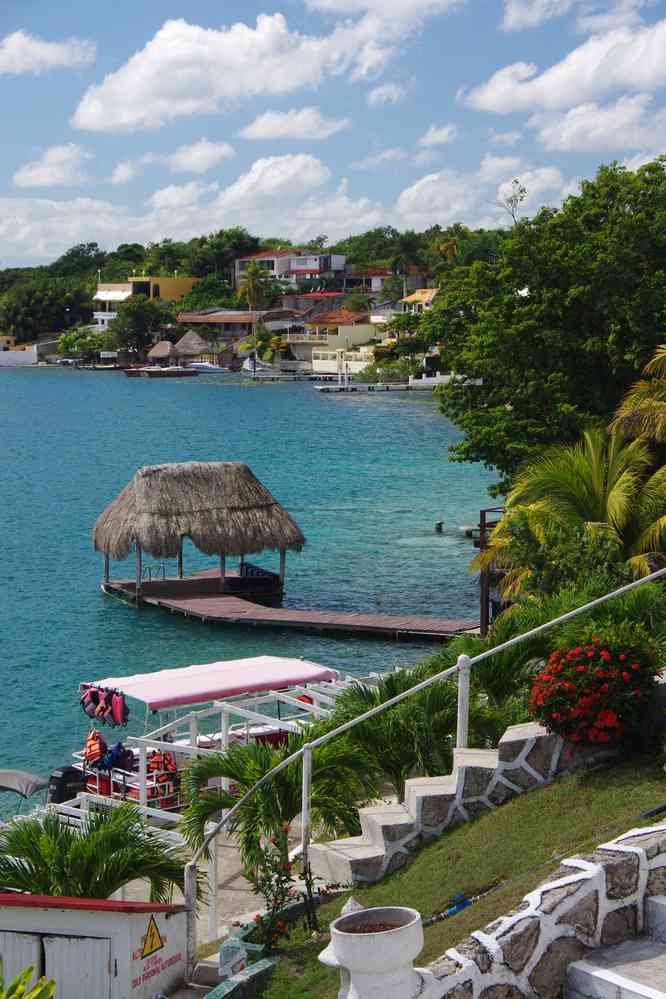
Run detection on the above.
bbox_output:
[260,761,666,998]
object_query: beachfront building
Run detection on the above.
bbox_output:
[312,344,376,376]
[400,288,440,314]
[92,275,200,332]
[175,307,302,341]
[283,309,379,371]
[233,249,346,289]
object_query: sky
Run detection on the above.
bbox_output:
[1,0,665,265]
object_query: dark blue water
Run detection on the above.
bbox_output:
[0,368,494,787]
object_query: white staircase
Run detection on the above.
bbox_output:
[567,897,666,999]
[309,722,614,886]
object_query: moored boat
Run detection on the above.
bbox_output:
[124,366,199,378]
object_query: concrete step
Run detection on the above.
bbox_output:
[309,837,386,885]
[404,774,457,829]
[567,939,666,999]
[647,896,666,942]
[453,748,500,773]
[359,803,416,849]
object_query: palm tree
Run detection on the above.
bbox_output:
[475,427,666,594]
[0,804,190,903]
[238,259,268,311]
[182,736,379,869]
[612,345,666,441]
[0,963,55,999]
[391,231,426,296]
[439,238,459,267]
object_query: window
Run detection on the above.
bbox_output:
[152,284,160,299]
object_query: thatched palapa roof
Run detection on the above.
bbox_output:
[174,330,210,356]
[93,462,305,560]
[148,340,174,360]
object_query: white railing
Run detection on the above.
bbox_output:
[183,564,666,974]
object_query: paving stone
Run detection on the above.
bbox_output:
[498,723,548,764]
[480,987,528,999]
[462,766,496,799]
[525,734,561,779]
[538,879,585,914]
[617,831,666,859]
[421,794,456,829]
[456,936,494,974]
[498,766,540,791]
[429,955,464,980]
[528,937,588,999]
[498,917,541,973]
[595,850,640,899]
[463,799,492,821]
[600,904,638,945]
[556,890,599,937]
[647,866,666,895]
[442,982,474,999]
[385,849,409,875]
[488,780,520,806]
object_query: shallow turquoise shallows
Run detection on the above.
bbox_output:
[0,368,495,791]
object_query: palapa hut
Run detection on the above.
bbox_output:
[174,329,210,360]
[93,461,305,601]
[147,340,174,365]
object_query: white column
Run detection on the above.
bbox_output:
[138,744,147,808]
[456,654,472,750]
[207,839,219,943]
[301,745,312,870]
[189,714,199,750]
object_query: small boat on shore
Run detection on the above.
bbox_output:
[124,366,199,378]
[187,361,229,372]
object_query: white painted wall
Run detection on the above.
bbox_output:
[0,348,38,366]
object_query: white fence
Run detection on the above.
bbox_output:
[0,348,38,366]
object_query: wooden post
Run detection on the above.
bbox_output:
[219,553,226,592]
[178,539,184,579]
[239,554,245,577]
[279,549,286,587]
[135,543,143,602]
[103,553,110,585]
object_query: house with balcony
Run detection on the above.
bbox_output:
[234,250,346,289]
[283,309,379,371]
[92,275,200,332]
[400,288,440,314]
[175,307,302,341]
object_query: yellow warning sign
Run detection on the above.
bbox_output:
[141,915,165,959]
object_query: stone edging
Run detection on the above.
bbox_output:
[413,821,666,999]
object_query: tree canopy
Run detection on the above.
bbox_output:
[427,159,666,493]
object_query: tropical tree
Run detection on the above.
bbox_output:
[237,259,269,311]
[475,428,666,595]
[182,736,378,869]
[612,345,666,442]
[0,962,55,999]
[107,295,167,355]
[439,238,459,266]
[0,805,191,903]
[391,231,426,295]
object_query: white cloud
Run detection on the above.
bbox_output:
[575,1,654,33]
[72,15,396,132]
[166,139,235,173]
[110,154,156,185]
[467,19,666,112]
[412,150,441,167]
[367,82,406,106]
[13,145,93,188]
[477,153,522,182]
[530,93,666,151]
[213,154,330,214]
[149,181,217,211]
[418,123,457,146]
[239,107,349,141]
[395,169,479,227]
[489,128,522,146]
[352,148,407,169]
[623,150,661,169]
[501,0,575,31]
[305,0,462,23]
[0,29,95,74]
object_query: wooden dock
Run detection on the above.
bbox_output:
[104,576,477,641]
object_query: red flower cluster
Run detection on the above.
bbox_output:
[529,639,654,746]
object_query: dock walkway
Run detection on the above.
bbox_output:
[105,578,477,641]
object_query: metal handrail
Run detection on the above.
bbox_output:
[183,564,666,974]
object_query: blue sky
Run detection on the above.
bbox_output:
[1,0,665,264]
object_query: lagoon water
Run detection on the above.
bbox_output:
[0,368,495,791]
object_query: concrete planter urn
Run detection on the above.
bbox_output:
[319,906,424,999]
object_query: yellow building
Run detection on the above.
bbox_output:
[93,275,200,331]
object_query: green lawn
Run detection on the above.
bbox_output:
[259,761,666,998]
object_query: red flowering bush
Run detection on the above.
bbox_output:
[529,637,658,746]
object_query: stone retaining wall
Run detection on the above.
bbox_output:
[417,821,666,999]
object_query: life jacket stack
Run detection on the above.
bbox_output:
[80,687,130,728]
[147,749,179,809]
[84,729,108,769]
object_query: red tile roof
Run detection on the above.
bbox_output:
[307,309,369,325]
[238,249,299,261]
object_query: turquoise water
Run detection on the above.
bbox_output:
[0,368,494,790]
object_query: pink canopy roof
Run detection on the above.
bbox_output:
[86,656,338,710]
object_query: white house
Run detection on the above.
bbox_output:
[234,250,346,288]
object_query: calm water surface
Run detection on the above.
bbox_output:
[0,369,494,790]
